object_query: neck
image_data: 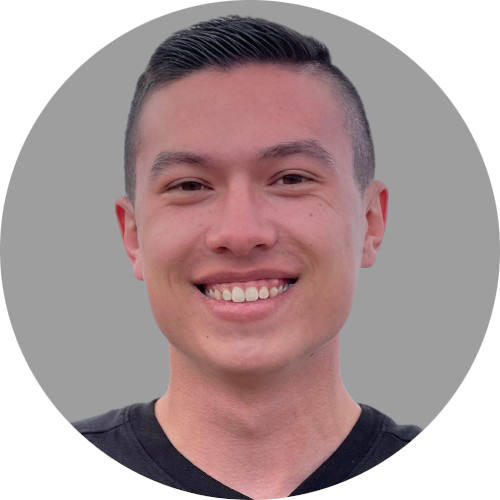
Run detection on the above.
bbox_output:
[155,338,360,499]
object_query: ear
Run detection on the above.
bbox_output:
[115,197,144,280]
[361,181,388,268]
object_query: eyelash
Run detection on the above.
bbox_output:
[274,173,313,185]
[167,180,210,192]
[166,172,314,193]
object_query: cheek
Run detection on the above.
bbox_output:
[141,242,196,349]
[140,210,204,280]
[138,210,211,333]
[291,206,361,323]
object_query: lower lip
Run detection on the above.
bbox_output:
[196,285,295,322]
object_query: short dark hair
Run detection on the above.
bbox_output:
[124,15,375,201]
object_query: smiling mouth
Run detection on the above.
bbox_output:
[195,278,298,303]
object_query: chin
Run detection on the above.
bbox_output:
[200,336,325,381]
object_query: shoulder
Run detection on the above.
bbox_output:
[72,405,131,435]
[375,407,422,444]
[72,403,139,461]
[71,401,176,485]
[72,402,151,471]
[350,404,422,477]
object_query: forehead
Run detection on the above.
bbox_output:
[135,64,352,180]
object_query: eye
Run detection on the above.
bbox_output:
[167,180,207,192]
[276,173,312,185]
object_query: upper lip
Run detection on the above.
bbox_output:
[193,268,299,285]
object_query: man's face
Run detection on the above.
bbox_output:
[117,64,386,377]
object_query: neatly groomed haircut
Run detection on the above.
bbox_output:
[124,16,375,201]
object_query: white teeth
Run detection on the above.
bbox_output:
[203,281,295,302]
[245,287,259,302]
[231,287,245,303]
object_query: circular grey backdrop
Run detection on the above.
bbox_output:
[1,1,498,428]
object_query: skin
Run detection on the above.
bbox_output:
[116,64,388,498]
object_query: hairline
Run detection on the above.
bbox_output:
[126,62,365,204]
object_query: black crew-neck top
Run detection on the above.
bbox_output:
[73,400,421,497]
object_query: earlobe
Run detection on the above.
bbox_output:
[115,197,144,280]
[361,181,388,268]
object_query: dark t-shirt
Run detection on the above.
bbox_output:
[73,400,421,497]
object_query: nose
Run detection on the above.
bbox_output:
[205,183,278,257]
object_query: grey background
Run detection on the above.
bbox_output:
[1,1,498,427]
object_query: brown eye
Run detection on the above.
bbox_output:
[179,181,203,191]
[168,181,206,191]
[281,174,307,185]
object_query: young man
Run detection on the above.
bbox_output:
[74,16,420,499]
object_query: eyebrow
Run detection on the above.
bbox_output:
[149,151,213,182]
[258,139,336,168]
[148,139,336,182]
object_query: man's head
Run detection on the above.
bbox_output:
[116,16,387,378]
[124,16,375,203]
